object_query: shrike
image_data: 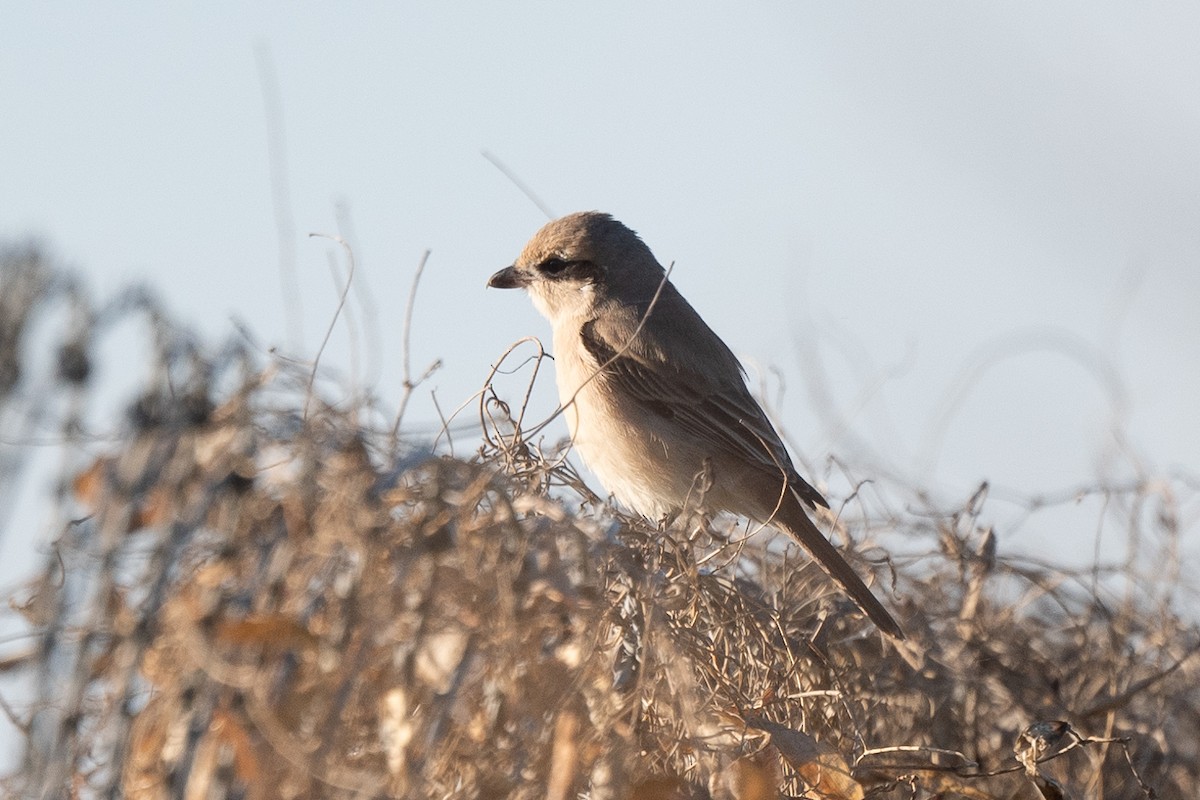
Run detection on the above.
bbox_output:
[488,212,903,639]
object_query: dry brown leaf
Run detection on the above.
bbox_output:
[132,485,174,528]
[72,456,108,510]
[745,718,863,800]
[723,749,781,800]
[72,456,174,530]
[212,614,320,651]
[208,707,261,786]
[546,710,580,800]
[917,773,1004,799]
[628,776,689,800]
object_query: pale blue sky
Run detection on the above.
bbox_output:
[3,4,1198,569]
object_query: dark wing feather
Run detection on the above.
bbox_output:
[580,312,903,638]
[579,318,828,510]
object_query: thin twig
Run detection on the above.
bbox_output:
[481,150,556,219]
[304,233,356,420]
[392,249,442,444]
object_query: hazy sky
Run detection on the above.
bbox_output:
[3,4,1198,568]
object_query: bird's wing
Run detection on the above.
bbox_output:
[581,307,903,638]
[579,316,828,510]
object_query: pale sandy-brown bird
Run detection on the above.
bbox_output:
[488,212,903,639]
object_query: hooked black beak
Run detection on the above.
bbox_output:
[487,265,526,289]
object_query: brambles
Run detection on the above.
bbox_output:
[1,245,1196,799]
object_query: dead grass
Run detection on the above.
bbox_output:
[1,242,1197,799]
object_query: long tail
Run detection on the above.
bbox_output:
[776,497,904,640]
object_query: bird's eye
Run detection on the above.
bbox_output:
[538,257,573,276]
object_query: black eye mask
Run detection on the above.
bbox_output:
[538,257,601,282]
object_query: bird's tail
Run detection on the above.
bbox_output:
[776,498,905,640]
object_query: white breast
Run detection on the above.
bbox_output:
[550,322,689,521]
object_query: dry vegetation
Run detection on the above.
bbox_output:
[1,243,1198,799]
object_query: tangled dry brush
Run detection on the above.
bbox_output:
[1,244,1198,799]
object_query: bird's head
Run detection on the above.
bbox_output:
[488,212,666,323]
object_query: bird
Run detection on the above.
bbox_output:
[487,211,903,639]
